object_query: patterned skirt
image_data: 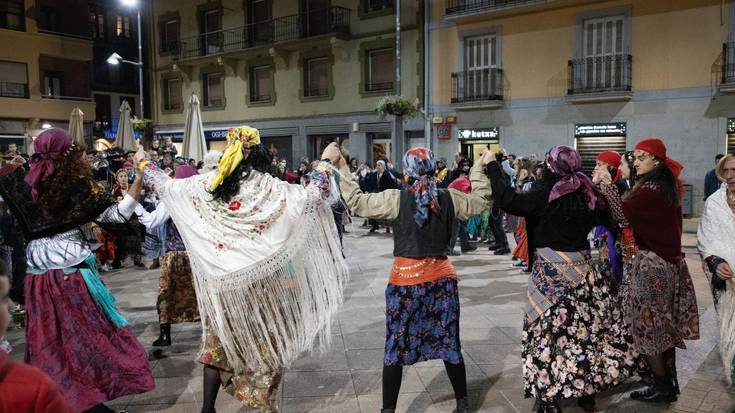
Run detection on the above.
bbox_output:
[523,254,642,402]
[25,269,154,411]
[384,278,463,366]
[157,251,199,324]
[197,332,283,412]
[626,249,700,355]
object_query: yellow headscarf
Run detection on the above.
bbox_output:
[210,125,261,191]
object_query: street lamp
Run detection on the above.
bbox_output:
[107,0,144,119]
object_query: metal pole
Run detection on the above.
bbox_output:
[395,0,401,95]
[136,8,144,119]
[423,0,431,150]
[392,0,403,168]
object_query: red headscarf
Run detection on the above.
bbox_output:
[25,128,73,200]
[634,137,684,177]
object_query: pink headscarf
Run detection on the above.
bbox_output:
[546,145,603,210]
[25,128,73,200]
[174,164,198,179]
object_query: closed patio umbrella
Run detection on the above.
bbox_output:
[182,93,206,161]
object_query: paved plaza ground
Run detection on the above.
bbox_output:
[6,220,735,412]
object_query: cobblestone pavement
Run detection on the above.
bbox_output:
[6,221,734,412]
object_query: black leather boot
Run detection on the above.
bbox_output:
[456,397,470,413]
[577,395,596,412]
[380,409,395,413]
[537,400,562,413]
[152,323,171,347]
[630,373,677,403]
[664,348,680,395]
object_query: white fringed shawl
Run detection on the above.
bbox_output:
[152,169,349,372]
[697,184,735,383]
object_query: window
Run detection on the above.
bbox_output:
[0,0,24,31]
[304,57,329,97]
[365,0,393,13]
[461,34,500,99]
[38,6,60,32]
[366,48,394,92]
[249,65,273,103]
[582,15,625,90]
[116,15,131,38]
[90,13,105,39]
[44,71,63,98]
[164,78,182,110]
[0,61,28,98]
[161,19,179,53]
[201,9,222,55]
[203,72,224,107]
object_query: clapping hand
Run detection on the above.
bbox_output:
[716,262,734,280]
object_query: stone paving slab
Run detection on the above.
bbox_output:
[5,223,732,412]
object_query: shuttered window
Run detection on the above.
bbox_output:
[575,136,626,176]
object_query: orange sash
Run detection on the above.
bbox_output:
[389,257,457,286]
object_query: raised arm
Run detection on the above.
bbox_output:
[486,160,546,217]
[337,163,400,221]
[449,162,493,221]
[598,183,629,226]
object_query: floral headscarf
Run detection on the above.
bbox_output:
[546,145,602,210]
[403,147,440,226]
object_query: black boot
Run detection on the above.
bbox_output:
[380,410,395,413]
[577,395,596,412]
[456,396,470,413]
[630,374,677,403]
[537,400,562,413]
[664,348,680,395]
[152,323,171,347]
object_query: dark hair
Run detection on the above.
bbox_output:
[628,157,680,206]
[716,153,725,161]
[209,143,272,203]
[622,151,637,184]
[37,144,97,217]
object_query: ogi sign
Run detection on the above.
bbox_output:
[458,128,499,140]
[205,129,229,140]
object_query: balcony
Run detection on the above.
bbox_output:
[720,43,735,93]
[0,82,29,99]
[172,6,351,62]
[445,0,548,17]
[451,68,503,109]
[365,81,394,92]
[567,54,632,103]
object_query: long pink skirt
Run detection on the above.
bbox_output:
[24,269,154,412]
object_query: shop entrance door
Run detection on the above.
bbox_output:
[460,139,500,164]
[311,134,349,161]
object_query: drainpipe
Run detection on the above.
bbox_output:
[423,0,431,150]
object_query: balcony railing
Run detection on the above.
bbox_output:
[568,54,632,95]
[451,68,503,103]
[304,87,329,98]
[445,0,547,15]
[722,43,735,84]
[41,94,94,102]
[173,6,351,61]
[365,81,393,92]
[0,82,28,98]
[249,94,272,103]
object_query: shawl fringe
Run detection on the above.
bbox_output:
[189,187,349,372]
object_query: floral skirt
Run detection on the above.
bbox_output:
[384,278,463,366]
[626,249,700,355]
[522,259,642,402]
[157,251,199,324]
[197,333,283,412]
[25,269,154,411]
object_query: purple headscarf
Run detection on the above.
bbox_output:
[25,128,73,200]
[403,147,440,227]
[174,164,199,179]
[546,145,601,210]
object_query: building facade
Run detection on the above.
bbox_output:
[148,0,424,168]
[89,0,150,141]
[0,0,95,152]
[428,0,735,215]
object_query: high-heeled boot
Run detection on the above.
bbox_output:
[456,396,470,413]
[630,373,677,403]
[152,323,171,347]
[537,400,562,413]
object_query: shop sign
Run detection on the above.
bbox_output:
[432,116,443,124]
[436,123,452,140]
[445,116,457,124]
[574,122,627,137]
[156,128,230,142]
[727,118,735,134]
[457,128,498,140]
